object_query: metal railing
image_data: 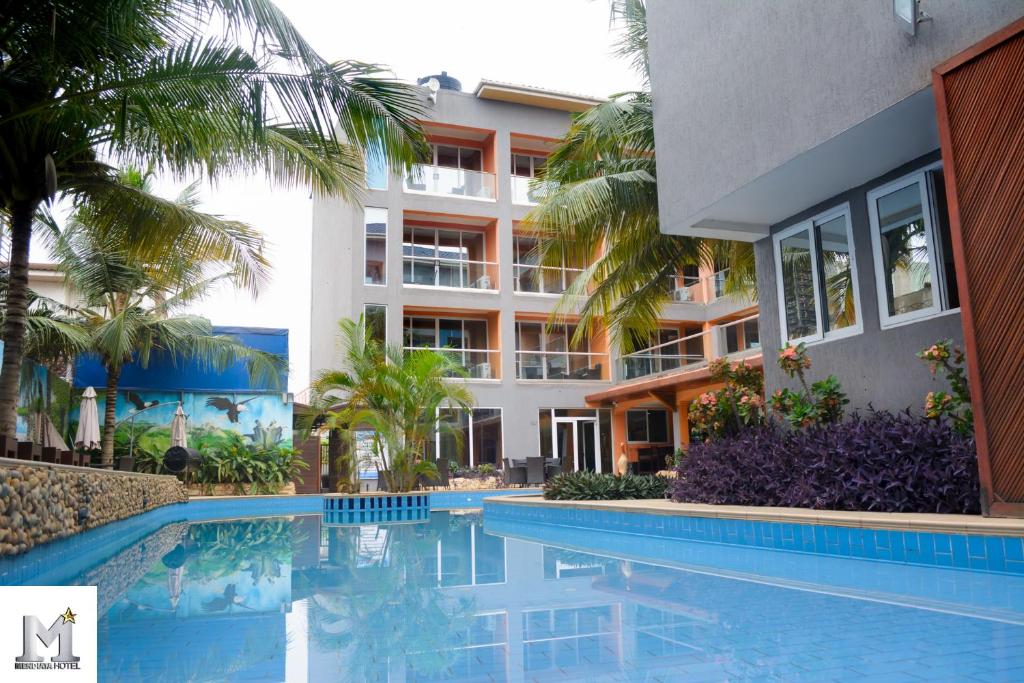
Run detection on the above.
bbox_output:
[617,314,761,381]
[510,176,554,205]
[666,269,731,304]
[402,256,499,290]
[515,350,608,381]
[404,164,496,200]
[513,263,585,295]
[403,347,501,379]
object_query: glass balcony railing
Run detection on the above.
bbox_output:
[513,264,585,295]
[403,257,499,290]
[510,175,553,205]
[405,164,496,200]
[666,269,731,304]
[616,315,761,382]
[515,351,608,381]
[403,347,501,379]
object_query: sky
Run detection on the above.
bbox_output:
[62,1,644,392]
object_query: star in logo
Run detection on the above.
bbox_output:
[59,607,76,625]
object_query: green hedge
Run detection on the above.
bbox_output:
[543,471,669,501]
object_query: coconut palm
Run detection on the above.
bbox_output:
[0,0,428,439]
[311,316,473,493]
[523,0,755,351]
[35,192,286,466]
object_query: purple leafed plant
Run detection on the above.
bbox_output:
[672,411,980,514]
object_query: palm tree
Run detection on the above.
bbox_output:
[36,184,286,466]
[0,0,428,439]
[523,0,754,351]
[311,317,473,493]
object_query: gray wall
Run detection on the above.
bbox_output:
[755,151,963,414]
[647,0,1024,231]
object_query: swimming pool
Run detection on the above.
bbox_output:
[3,498,1023,682]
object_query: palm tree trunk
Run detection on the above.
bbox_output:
[0,201,38,439]
[101,366,122,467]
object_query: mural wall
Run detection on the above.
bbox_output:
[68,326,292,456]
[68,389,294,456]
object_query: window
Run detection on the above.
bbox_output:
[363,304,386,343]
[626,409,670,443]
[511,154,545,178]
[513,235,584,294]
[773,204,860,343]
[516,322,602,380]
[436,407,503,468]
[868,166,958,327]
[364,208,387,285]
[432,143,483,171]
[404,317,493,377]
[402,226,491,289]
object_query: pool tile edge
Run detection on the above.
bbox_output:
[481,496,1024,537]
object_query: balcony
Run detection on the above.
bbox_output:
[513,264,585,295]
[617,314,761,381]
[403,347,501,380]
[510,176,552,205]
[403,256,498,290]
[515,350,608,381]
[665,269,730,304]
[405,164,496,200]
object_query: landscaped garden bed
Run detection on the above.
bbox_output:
[674,340,980,514]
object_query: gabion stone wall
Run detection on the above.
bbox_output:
[0,458,187,556]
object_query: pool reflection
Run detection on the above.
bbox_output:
[92,510,1024,682]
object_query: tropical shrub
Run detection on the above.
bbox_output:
[672,411,979,514]
[688,359,765,440]
[769,343,849,428]
[544,471,669,501]
[197,442,308,495]
[919,339,973,435]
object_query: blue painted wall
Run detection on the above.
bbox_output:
[72,326,288,393]
[68,326,293,449]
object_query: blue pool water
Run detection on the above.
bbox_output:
[3,501,1024,682]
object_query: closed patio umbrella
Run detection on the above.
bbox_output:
[170,404,188,449]
[35,412,69,451]
[75,386,101,450]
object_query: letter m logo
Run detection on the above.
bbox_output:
[16,616,79,663]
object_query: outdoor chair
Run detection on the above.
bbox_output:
[502,458,526,487]
[16,442,40,461]
[544,458,561,479]
[526,457,546,486]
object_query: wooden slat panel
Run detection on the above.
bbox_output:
[933,18,1024,515]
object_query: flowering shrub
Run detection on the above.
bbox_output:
[672,411,979,514]
[688,358,765,440]
[919,339,973,435]
[769,343,848,428]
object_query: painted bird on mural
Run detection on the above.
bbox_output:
[205,396,258,423]
[126,391,159,413]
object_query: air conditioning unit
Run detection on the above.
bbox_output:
[472,362,492,379]
[474,275,492,289]
[672,288,692,302]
